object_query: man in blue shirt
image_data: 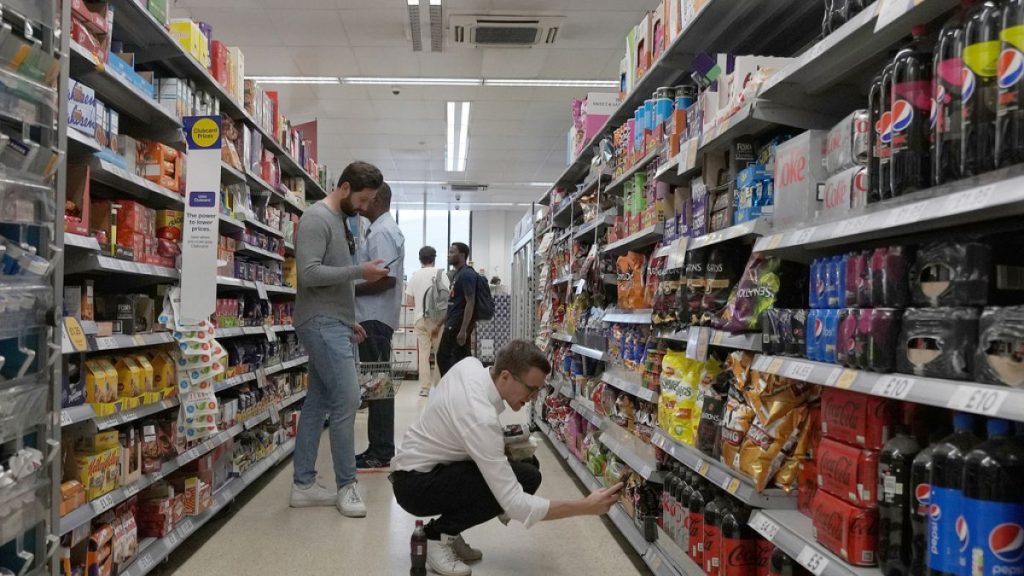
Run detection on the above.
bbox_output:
[436,242,476,376]
[355,183,404,469]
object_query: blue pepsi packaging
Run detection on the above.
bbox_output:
[812,258,827,309]
[963,418,1024,576]
[927,413,981,576]
[821,309,839,363]
[807,309,821,361]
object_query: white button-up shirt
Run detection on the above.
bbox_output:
[392,358,551,528]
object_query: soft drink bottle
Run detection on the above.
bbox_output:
[997,0,1024,166]
[878,405,923,576]
[891,25,934,196]
[934,5,971,185]
[704,495,732,576]
[679,470,697,551]
[821,309,838,364]
[661,469,677,537]
[411,520,428,576]
[880,61,897,200]
[870,72,885,202]
[963,418,1024,576]
[927,413,981,576]
[806,309,821,361]
[756,537,773,576]
[688,479,712,564]
[962,0,1003,176]
[721,505,757,576]
[911,421,954,576]
[769,546,811,575]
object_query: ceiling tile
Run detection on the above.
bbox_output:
[267,9,351,47]
[341,8,413,48]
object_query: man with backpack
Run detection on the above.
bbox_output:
[404,246,449,397]
[437,242,494,376]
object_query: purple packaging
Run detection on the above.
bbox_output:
[690,178,709,238]
[807,309,821,361]
[866,308,902,373]
[837,308,858,367]
[846,252,867,308]
[856,309,873,370]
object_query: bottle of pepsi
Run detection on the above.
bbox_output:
[721,504,757,576]
[880,61,897,200]
[891,25,934,197]
[870,72,885,202]
[997,0,1024,166]
[878,405,923,576]
[963,418,1024,576]
[927,412,981,576]
[911,418,954,576]
[934,4,973,185]
[962,0,1003,177]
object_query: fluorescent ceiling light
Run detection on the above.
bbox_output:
[390,180,446,185]
[446,101,470,173]
[446,102,456,172]
[457,101,470,172]
[484,79,619,88]
[246,76,340,84]
[429,0,441,5]
[343,77,481,86]
[407,0,418,4]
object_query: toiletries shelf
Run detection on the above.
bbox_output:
[64,254,179,281]
[600,367,658,403]
[753,170,1024,258]
[651,428,798,509]
[748,510,879,576]
[59,357,309,429]
[68,41,184,149]
[115,438,297,576]
[750,355,1024,423]
[602,224,665,256]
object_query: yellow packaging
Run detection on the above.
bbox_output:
[133,355,155,393]
[84,360,113,404]
[283,257,297,288]
[169,20,206,65]
[148,350,176,392]
[114,356,143,399]
[661,350,698,445]
[75,443,121,499]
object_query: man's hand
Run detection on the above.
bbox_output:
[360,259,389,282]
[352,323,367,344]
[456,329,468,346]
[584,483,623,515]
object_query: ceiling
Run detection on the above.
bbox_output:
[172,0,654,209]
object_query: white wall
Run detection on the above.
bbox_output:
[470,210,523,283]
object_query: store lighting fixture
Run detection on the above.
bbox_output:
[389,180,446,185]
[343,77,482,86]
[245,76,340,85]
[484,78,619,88]
[446,101,470,172]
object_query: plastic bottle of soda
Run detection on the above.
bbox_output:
[878,405,924,576]
[721,504,758,576]
[661,468,678,540]
[962,418,1024,576]
[927,413,981,576]
[911,421,953,576]
[934,2,977,185]
[962,0,1004,177]
[704,495,732,576]
[688,478,712,564]
[411,520,428,576]
[675,468,693,550]
[891,25,934,196]
[880,61,897,200]
[870,72,885,201]
[997,0,1024,166]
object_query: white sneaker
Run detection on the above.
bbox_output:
[289,482,336,508]
[451,534,483,563]
[427,535,472,576]
[337,482,367,517]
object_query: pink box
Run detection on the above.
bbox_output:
[578,92,620,152]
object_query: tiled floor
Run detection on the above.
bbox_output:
[158,382,651,575]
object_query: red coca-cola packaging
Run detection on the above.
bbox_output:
[811,490,879,567]
[820,387,898,450]
[816,438,878,508]
[756,536,773,576]
[798,459,817,518]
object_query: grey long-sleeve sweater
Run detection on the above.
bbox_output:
[294,201,364,328]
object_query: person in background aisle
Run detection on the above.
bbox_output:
[436,242,476,376]
[354,182,405,470]
[489,276,506,295]
[390,340,623,576]
[290,161,390,517]
[404,246,449,397]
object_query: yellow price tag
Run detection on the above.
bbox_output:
[836,370,858,390]
[64,317,89,352]
[766,235,784,250]
[727,478,741,494]
[698,461,710,475]
[133,335,146,346]
[768,358,785,374]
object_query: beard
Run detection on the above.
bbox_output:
[339,196,358,216]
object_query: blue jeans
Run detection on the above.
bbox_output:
[293,316,360,489]
[359,320,395,460]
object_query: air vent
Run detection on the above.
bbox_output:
[445,183,488,192]
[450,15,564,48]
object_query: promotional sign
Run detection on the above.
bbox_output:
[180,116,222,325]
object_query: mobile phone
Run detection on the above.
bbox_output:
[383,255,401,270]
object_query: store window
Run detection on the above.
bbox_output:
[392,209,471,280]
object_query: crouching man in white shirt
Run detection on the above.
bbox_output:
[389,340,623,576]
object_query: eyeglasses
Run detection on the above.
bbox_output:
[511,375,544,398]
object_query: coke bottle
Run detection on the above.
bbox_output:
[878,405,923,576]
[927,413,981,576]
[661,468,677,538]
[769,546,811,576]
[756,536,773,576]
[721,505,758,576]
[962,0,1003,176]
[411,520,427,576]
[688,478,712,565]
[678,469,697,551]
[704,495,732,575]
[997,0,1024,166]
[870,72,885,201]
[891,25,934,196]
[962,418,1024,576]
[880,61,897,200]
[934,7,971,185]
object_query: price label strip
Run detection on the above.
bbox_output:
[60,410,73,426]
[871,375,916,400]
[796,545,830,576]
[750,513,781,542]
[947,385,1009,416]
[784,361,815,382]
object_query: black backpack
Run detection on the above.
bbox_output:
[472,271,495,321]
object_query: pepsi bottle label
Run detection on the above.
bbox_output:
[999,26,1024,112]
[929,485,963,574]
[965,497,1024,576]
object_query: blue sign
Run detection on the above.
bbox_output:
[189,191,217,208]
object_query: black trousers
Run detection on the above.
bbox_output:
[436,324,472,376]
[391,458,542,540]
[359,320,395,459]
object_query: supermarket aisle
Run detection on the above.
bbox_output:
[159,382,650,575]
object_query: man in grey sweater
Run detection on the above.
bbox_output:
[290,161,391,517]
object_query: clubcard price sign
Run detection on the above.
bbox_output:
[181,116,222,324]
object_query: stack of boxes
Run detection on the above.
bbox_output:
[88,199,179,266]
[822,111,871,219]
[71,0,113,64]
